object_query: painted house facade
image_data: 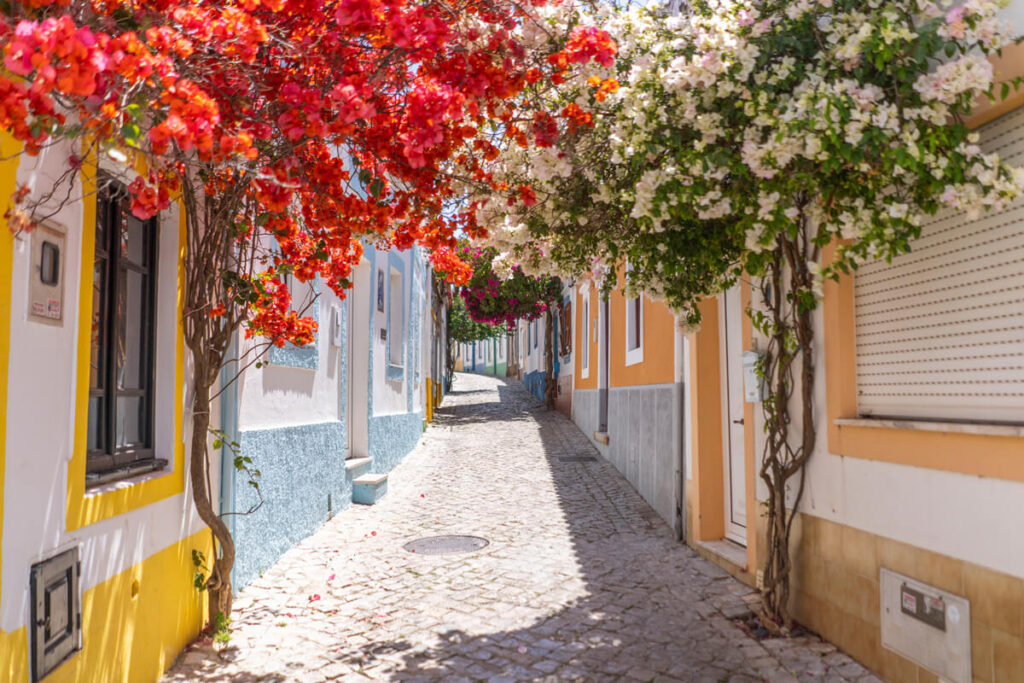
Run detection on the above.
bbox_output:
[224,243,441,588]
[551,49,1024,680]
[684,104,1024,683]
[458,336,507,378]
[569,276,686,533]
[0,139,211,683]
[0,137,448,681]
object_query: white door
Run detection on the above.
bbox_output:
[721,286,747,545]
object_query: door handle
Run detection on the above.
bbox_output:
[732,418,744,425]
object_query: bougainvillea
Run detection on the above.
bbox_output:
[455,244,562,330]
[474,0,1024,325]
[467,0,1024,630]
[0,0,616,623]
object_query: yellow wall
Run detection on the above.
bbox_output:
[0,531,211,683]
[686,284,760,576]
[0,132,22,629]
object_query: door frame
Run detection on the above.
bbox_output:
[348,258,371,459]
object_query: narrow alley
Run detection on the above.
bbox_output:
[165,373,875,683]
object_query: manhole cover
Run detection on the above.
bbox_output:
[403,535,489,555]
[557,455,596,462]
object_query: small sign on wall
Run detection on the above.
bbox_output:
[28,224,66,325]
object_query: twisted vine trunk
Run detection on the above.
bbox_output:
[756,223,818,631]
[179,176,254,626]
[544,309,556,409]
[189,377,235,624]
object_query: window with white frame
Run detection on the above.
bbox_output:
[531,319,538,350]
[388,268,403,367]
[497,337,506,362]
[625,266,644,366]
[581,291,590,379]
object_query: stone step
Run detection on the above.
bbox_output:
[344,457,372,479]
[352,472,388,505]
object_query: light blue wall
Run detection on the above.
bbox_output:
[232,420,350,588]
[223,244,431,591]
[223,293,351,590]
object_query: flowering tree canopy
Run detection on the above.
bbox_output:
[0,0,616,622]
[456,244,562,329]
[475,0,1024,325]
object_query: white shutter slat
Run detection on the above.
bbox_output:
[854,107,1024,424]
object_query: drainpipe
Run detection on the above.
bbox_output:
[218,332,240,580]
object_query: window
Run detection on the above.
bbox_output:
[87,180,160,482]
[388,268,403,367]
[581,293,590,378]
[853,107,1024,424]
[559,301,572,357]
[498,338,506,362]
[532,319,538,349]
[625,288,644,366]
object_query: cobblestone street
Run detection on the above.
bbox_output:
[166,373,876,683]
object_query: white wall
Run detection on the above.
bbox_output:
[236,285,345,431]
[1,147,206,632]
[748,304,1024,580]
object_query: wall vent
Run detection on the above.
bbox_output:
[30,548,82,681]
[880,567,970,683]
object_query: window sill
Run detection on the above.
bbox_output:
[625,347,644,367]
[386,364,405,382]
[834,418,1024,439]
[85,459,169,492]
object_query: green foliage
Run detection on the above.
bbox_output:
[448,294,502,344]
[192,549,208,593]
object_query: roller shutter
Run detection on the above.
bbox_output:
[853,106,1024,424]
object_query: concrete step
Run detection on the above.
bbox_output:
[352,472,388,505]
[345,457,372,479]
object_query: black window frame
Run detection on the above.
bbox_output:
[86,178,162,484]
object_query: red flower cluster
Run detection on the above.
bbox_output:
[0,0,616,347]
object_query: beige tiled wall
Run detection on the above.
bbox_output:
[789,513,1024,683]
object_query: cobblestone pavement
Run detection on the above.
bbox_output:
[165,373,878,683]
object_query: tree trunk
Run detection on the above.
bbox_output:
[189,367,236,625]
[544,309,556,410]
[755,229,817,632]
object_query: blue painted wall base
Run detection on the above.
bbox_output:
[231,420,349,589]
[368,411,425,474]
[523,370,546,403]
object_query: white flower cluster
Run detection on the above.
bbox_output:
[472,0,1024,319]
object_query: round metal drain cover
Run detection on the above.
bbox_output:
[403,535,489,555]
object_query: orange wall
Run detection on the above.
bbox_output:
[609,287,675,387]
[574,278,676,389]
